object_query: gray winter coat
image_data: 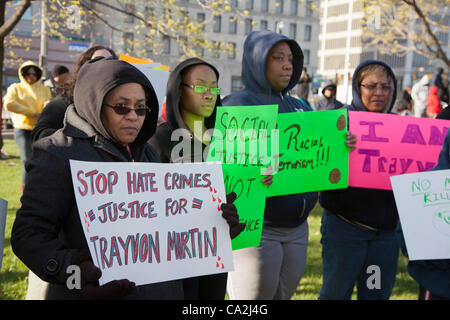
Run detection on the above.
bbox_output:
[11,58,183,299]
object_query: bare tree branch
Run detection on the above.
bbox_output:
[0,0,31,38]
[361,0,449,68]
[405,0,450,67]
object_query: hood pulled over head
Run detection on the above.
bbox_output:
[165,57,221,131]
[351,59,397,113]
[18,61,44,84]
[241,30,303,95]
[73,58,159,147]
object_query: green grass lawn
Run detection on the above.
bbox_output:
[0,138,418,300]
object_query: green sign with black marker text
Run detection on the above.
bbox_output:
[222,164,267,250]
[267,109,349,196]
[206,104,279,167]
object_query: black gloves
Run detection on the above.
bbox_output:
[71,250,136,300]
[221,192,246,239]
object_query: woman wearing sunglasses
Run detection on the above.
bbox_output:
[4,61,52,190]
[11,58,184,299]
[149,57,245,299]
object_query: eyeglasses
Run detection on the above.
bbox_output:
[25,72,37,76]
[103,103,150,116]
[360,83,392,93]
[183,83,222,95]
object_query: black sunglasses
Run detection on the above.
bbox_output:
[103,103,150,117]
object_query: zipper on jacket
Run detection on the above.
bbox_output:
[299,198,306,219]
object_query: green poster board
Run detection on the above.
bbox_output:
[222,164,267,250]
[267,109,349,197]
[207,105,279,167]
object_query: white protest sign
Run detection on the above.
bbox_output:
[70,160,233,286]
[391,169,450,260]
[0,197,7,271]
[130,63,169,117]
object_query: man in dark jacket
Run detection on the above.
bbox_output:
[296,67,312,105]
[432,67,444,90]
[11,58,184,299]
[316,81,344,111]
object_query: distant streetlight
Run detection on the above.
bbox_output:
[39,0,48,79]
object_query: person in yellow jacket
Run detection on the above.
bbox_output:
[4,61,51,187]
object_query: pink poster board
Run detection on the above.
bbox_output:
[349,111,449,190]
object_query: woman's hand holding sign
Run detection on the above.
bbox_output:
[71,250,136,300]
[261,165,274,187]
[221,192,246,239]
[346,131,357,152]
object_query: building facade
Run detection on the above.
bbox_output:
[103,0,320,96]
[318,0,450,104]
[4,1,320,98]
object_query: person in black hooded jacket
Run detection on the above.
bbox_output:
[149,57,245,299]
[31,46,117,144]
[221,30,356,300]
[11,58,184,299]
[319,60,400,300]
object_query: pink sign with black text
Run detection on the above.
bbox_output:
[348,111,449,190]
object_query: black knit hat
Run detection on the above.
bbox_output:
[52,64,69,77]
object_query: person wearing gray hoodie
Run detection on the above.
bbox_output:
[11,58,184,299]
[411,74,431,118]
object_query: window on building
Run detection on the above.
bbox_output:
[178,38,186,55]
[260,20,268,30]
[304,25,312,41]
[303,49,310,65]
[123,32,134,51]
[276,0,284,14]
[162,35,171,54]
[245,0,254,10]
[290,0,298,16]
[245,19,253,35]
[231,76,243,93]
[213,15,222,33]
[196,45,204,57]
[124,4,135,23]
[197,12,205,22]
[21,2,32,21]
[228,42,236,59]
[230,0,238,7]
[289,23,297,39]
[229,16,237,34]
[197,12,205,31]
[305,0,313,17]
[261,0,269,12]
[145,6,154,19]
[180,10,189,23]
[212,42,221,59]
